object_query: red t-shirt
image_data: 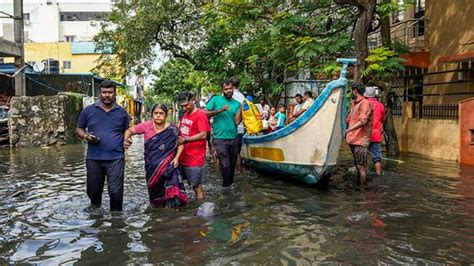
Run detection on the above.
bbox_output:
[179,109,210,167]
[367,98,385,143]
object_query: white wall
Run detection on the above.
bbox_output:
[0,0,111,42]
[29,5,59,42]
[59,21,101,42]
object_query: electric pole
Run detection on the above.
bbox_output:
[13,0,25,96]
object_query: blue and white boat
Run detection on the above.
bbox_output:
[241,58,356,184]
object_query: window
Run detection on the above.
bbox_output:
[65,35,75,42]
[415,0,425,14]
[0,59,4,64]
[63,61,72,69]
[60,12,110,21]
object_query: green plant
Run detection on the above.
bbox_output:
[362,46,406,81]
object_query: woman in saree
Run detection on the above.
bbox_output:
[124,104,188,208]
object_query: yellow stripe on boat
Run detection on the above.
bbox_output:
[249,147,285,162]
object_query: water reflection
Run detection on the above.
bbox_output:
[1,139,474,264]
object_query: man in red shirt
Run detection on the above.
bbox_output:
[177,92,211,200]
[345,82,373,185]
[364,86,385,175]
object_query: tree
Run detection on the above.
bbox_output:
[362,47,405,156]
[334,0,377,79]
[95,1,358,102]
[151,59,218,102]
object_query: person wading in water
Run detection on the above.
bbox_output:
[345,81,373,185]
[124,104,188,208]
[205,77,242,187]
[76,80,130,211]
[177,92,211,201]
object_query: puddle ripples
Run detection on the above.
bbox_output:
[1,139,474,264]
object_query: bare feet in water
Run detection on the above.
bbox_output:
[195,185,205,201]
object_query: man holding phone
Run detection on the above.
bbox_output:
[76,80,130,211]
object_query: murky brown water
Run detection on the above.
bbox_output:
[1,136,474,264]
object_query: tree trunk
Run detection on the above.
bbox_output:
[380,0,392,47]
[379,3,400,156]
[334,0,377,80]
[379,81,401,156]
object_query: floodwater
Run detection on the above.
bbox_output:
[1,137,474,264]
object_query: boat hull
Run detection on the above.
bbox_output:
[241,61,354,185]
[244,159,334,184]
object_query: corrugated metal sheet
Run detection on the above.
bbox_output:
[0,63,34,74]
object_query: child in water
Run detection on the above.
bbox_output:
[275,105,286,131]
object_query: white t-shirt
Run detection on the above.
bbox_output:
[232,89,245,103]
[293,103,303,114]
[232,89,245,134]
[302,98,314,110]
[256,103,270,120]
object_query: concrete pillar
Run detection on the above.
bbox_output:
[460,98,474,165]
[402,101,413,119]
[13,0,25,96]
[400,101,413,151]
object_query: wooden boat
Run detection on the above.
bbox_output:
[241,58,357,184]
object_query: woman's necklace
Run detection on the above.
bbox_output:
[153,122,168,133]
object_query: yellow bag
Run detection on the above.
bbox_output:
[242,99,263,134]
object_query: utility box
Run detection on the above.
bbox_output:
[460,98,474,165]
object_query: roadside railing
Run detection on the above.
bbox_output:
[412,104,458,120]
[391,105,403,117]
[368,17,426,51]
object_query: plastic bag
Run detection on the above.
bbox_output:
[242,99,263,134]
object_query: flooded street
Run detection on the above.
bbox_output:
[1,136,474,264]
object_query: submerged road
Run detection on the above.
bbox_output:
[1,136,473,264]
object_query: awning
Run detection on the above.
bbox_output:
[438,52,474,63]
[400,51,431,68]
[0,63,34,75]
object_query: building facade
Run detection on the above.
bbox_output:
[22,42,103,73]
[0,0,111,74]
[0,0,111,43]
[370,0,474,161]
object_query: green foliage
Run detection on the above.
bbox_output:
[151,59,218,102]
[362,47,406,81]
[143,89,163,112]
[318,62,342,78]
[96,0,357,101]
[376,0,415,17]
[391,40,410,54]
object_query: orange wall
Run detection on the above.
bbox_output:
[426,0,474,64]
[460,98,474,165]
[422,0,474,104]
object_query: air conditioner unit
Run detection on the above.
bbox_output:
[24,20,30,25]
[90,20,97,26]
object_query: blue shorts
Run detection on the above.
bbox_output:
[368,142,382,163]
[237,133,244,151]
[181,166,206,187]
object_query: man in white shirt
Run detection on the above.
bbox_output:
[293,93,303,116]
[255,97,270,120]
[289,91,314,122]
[232,88,246,174]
